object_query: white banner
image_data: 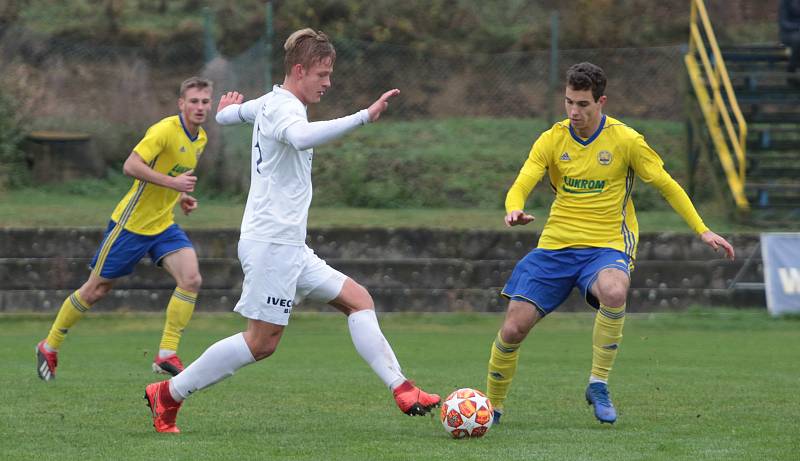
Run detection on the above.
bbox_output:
[761,233,800,316]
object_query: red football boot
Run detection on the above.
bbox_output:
[36,340,58,382]
[393,380,441,416]
[152,354,184,376]
[144,380,183,433]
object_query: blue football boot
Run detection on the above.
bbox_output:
[585,382,617,424]
[492,408,503,424]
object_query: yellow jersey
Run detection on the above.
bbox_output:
[110,115,207,235]
[506,115,708,259]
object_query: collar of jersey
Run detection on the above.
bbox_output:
[273,85,306,107]
[178,113,199,142]
[569,114,606,146]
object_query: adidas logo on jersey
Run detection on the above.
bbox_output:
[560,152,571,161]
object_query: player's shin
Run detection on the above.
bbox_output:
[45,291,93,349]
[169,332,255,401]
[347,309,405,389]
[486,331,521,412]
[590,303,625,382]
[159,287,197,354]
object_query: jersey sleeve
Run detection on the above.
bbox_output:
[283,110,369,151]
[216,94,269,125]
[505,133,550,213]
[132,122,169,163]
[629,136,709,234]
[268,98,307,143]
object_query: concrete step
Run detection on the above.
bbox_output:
[0,285,766,313]
[0,228,761,261]
[0,258,762,291]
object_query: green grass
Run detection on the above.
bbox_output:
[220,117,694,210]
[0,184,764,233]
[0,186,755,233]
[2,311,798,460]
[0,116,784,231]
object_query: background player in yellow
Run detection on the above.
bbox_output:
[36,77,213,381]
[486,62,736,424]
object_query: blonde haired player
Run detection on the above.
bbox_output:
[486,62,735,424]
[36,77,213,381]
[144,28,440,433]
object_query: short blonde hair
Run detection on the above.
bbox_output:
[284,28,336,74]
[179,77,213,98]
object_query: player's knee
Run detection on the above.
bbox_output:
[347,283,374,311]
[81,282,112,304]
[251,339,280,361]
[598,286,627,308]
[501,322,529,344]
[179,272,202,292]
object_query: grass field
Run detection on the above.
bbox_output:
[1,114,789,232]
[0,184,765,233]
[2,310,798,460]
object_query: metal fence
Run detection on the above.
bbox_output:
[0,24,687,191]
[1,24,688,120]
[206,38,687,121]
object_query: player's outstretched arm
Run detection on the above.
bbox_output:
[367,89,400,122]
[123,152,197,192]
[217,91,243,113]
[700,230,735,260]
[282,89,400,151]
[504,210,535,227]
[216,91,265,126]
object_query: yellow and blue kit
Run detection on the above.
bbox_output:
[502,115,708,312]
[90,114,206,279]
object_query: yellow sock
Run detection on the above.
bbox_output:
[486,331,521,411]
[45,291,93,350]
[591,303,626,382]
[159,287,197,352]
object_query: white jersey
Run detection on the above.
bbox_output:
[218,85,369,245]
[243,86,312,245]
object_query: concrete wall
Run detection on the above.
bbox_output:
[0,228,765,313]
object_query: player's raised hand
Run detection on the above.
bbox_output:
[172,169,197,193]
[505,210,535,227]
[700,230,735,260]
[367,89,400,122]
[217,91,244,113]
[180,193,198,215]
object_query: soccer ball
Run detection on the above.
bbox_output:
[440,388,494,438]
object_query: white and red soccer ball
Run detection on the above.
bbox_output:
[440,388,494,438]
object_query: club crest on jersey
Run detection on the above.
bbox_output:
[560,152,571,161]
[180,146,186,153]
[597,150,613,165]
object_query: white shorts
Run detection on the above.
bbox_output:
[233,239,347,325]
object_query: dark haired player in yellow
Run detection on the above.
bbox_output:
[486,62,735,424]
[36,77,213,381]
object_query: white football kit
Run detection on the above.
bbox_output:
[217,85,370,324]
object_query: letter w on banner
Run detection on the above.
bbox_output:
[762,233,800,316]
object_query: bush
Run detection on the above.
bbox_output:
[0,89,27,189]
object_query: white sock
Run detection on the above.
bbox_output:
[159,349,176,359]
[348,309,405,389]
[589,375,608,385]
[169,332,255,401]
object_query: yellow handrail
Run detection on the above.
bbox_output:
[685,0,749,209]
